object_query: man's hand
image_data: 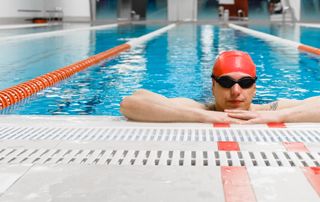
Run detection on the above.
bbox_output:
[200,110,246,124]
[225,109,283,124]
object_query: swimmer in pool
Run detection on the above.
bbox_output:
[120,50,320,124]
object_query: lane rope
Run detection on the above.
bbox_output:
[229,23,320,56]
[0,23,176,110]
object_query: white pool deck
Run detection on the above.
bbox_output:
[0,23,119,44]
[0,115,319,201]
[0,23,56,30]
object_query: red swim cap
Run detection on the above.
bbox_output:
[213,50,256,77]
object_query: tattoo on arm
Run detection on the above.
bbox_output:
[269,101,279,111]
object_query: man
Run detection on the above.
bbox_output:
[120,50,320,124]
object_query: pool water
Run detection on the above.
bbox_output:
[249,23,320,48]
[0,24,161,90]
[1,23,320,115]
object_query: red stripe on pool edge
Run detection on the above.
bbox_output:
[267,122,286,128]
[213,123,230,127]
[218,141,240,151]
[303,167,320,197]
[221,166,257,202]
[283,142,309,152]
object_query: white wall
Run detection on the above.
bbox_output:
[289,0,301,21]
[282,0,301,21]
[0,0,45,18]
[0,0,90,21]
[56,0,90,18]
[168,0,197,21]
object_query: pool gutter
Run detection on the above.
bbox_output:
[0,115,319,201]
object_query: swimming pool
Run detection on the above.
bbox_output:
[1,23,320,115]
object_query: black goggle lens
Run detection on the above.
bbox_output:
[211,75,257,89]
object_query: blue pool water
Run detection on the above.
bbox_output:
[1,23,320,115]
[0,24,161,90]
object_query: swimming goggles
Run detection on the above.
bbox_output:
[211,75,257,89]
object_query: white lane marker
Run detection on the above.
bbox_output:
[228,23,301,48]
[126,24,176,47]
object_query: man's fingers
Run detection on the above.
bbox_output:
[227,112,257,120]
[232,119,247,124]
[212,117,246,124]
[224,109,246,113]
[225,117,246,124]
[241,118,264,124]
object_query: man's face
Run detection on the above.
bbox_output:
[212,72,256,111]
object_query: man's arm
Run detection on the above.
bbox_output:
[252,98,303,111]
[277,100,320,122]
[228,96,320,123]
[120,89,242,123]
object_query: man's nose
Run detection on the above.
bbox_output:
[230,83,242,96]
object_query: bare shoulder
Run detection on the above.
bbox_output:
[169,98,207,109]
[251,102,279,111]
[251,98,303,111]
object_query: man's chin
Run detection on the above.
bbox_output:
[226,105,249,111]
[216,104,250,111]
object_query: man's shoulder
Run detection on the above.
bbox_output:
[251,103,274,111]
[252,99,303,111]
[205,103,215,111]
[170,98,207,109]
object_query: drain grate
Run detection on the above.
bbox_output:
[0,148,319,167]
[0,127,320,143]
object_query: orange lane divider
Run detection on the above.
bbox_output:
[0,43,130,110]
[298,44,320,56]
